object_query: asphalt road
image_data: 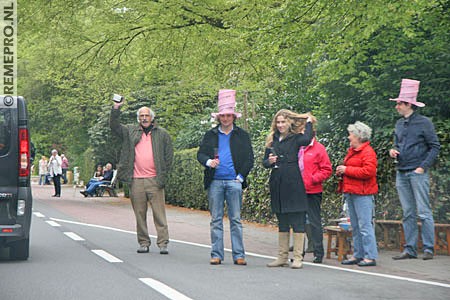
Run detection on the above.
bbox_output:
[0,184,449,300]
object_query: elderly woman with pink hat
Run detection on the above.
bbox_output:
[389,79,440,261]
[197,90,254,266]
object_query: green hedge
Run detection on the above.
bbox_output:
[165,125,449,225]
[166,148,208,210]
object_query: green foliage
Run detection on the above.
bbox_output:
[17,0,449,224]
[165,148,208,210]
[79,148,96,185]
[431,120,450,222]
[242,132,275,224]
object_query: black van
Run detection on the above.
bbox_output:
[0,96,32,260]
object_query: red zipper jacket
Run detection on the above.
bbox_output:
[299,138,332,194]
[338,141,378,195]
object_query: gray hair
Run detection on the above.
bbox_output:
[347,121,372,142]
[136,107,155,122]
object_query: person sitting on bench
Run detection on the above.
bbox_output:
[80,163,114,197]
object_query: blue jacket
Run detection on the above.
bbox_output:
[394,112,440,171]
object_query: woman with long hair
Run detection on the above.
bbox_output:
[263,109,314,269]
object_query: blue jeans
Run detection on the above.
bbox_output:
[396,170,434,256]
[86,180,107,195]
[344,194,378,260]
[208,180,244,261]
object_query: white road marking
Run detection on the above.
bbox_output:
[91,249,123,263]
[50,217,450,289]
[50,217,136,235]
[139,278,193,300]
[46,220,61,227]
[33,212,45,218]
[64,232,85,241]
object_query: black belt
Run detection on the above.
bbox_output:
[398,169,415,173]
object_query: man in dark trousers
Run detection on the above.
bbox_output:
[197,89,254,266]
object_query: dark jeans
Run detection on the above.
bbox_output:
[52,174,61,196]
[307,193,324,258]
[276,212,306,233]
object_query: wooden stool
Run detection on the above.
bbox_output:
[325,226,352,261]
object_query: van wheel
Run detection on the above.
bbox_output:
[10,238,29,260]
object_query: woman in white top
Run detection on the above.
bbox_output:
[48,149,62,197]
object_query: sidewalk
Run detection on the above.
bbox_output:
[34,184,450,285]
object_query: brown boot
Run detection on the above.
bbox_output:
[267,232,290,267]
[291,232,305,269]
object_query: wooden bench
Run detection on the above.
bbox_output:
[375,220,403,249]
[324,225,353,261]
[95,170,118,197]
[375,220,450,255]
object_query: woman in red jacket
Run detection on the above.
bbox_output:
[299,135,332,263]
[336,121,378,267]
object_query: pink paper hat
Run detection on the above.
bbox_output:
[211,89,242,118]
[389,79,425,107]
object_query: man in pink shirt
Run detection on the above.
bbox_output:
[110,99,173,255]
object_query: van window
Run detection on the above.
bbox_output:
[0,108,11,156]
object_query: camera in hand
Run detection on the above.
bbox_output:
[112,94,124,103]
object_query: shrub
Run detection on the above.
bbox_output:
[163,119,449,225]
[166,148,208,210]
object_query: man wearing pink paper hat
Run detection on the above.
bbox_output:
[389,79,440,261]
[197,89,254,266]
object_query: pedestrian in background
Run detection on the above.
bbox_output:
[93,164,104,178]
[110,97,173,255]
[298,131,332,263]
[197,89,254,266]
[61,154,69,184]
[337,121,378,267]
[389,79,440,261]
[80,163,114,197]
[38,156,48,185]
[263,109,314,269]
[48,149,62,197]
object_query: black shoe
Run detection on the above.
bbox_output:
[52,194,60,197]
[392,252,417,260]
[341,258,362,265]
[137,245,149,253]
[159,247,169,255]
[80,191,88,197]
[358,260,376,267]
[422,252,433,260]
[313,256,323,263]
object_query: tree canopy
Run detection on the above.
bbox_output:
[18,0,449,221]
